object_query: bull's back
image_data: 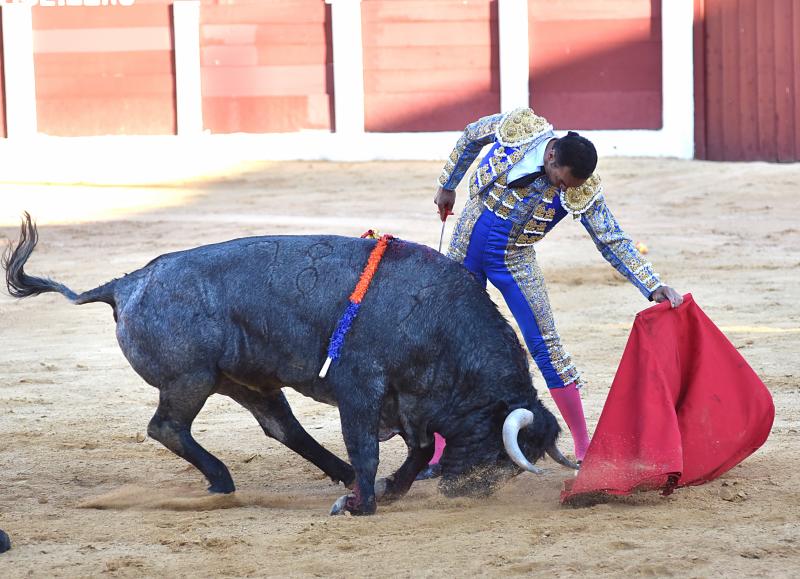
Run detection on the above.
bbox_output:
[111,235,480,392]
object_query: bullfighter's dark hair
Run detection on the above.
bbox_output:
[553,131,598,180]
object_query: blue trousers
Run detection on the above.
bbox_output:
[447,198,581,389]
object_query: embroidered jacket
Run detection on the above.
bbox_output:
[438,108,662,299]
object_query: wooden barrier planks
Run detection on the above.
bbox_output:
[529,0,662,130]
[200,0,333,134]
[697,0,799,161]
[362,0,500,132]
[32,3,175,136]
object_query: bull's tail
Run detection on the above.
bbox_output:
[3,212,115,308]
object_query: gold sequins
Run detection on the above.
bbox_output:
[496,108,553,147]
[561,173,603,215]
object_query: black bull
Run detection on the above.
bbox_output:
[3,214,574,515]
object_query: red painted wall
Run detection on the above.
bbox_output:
[362,0,500,132]
[696,0,800,161]
[32,2,175,136]
[0,10,6,139]
[200,0,333,134]
[529,0,663,130]
[11,0,671,138]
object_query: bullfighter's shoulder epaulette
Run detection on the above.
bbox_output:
[560,173,604,216]
[495,108,553,147]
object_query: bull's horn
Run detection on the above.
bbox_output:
[502,408,544,474]
[546,444,579,470]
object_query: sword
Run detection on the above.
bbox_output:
[437,218,447,253]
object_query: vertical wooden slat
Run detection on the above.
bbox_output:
[794,0,800,158]
[737,0,760,160]
[0,9,5,139]
[704,0,724,160]
[756,0,778,159]
[773,0,796,161]
[693,0,707,159]
[721,0,741,159]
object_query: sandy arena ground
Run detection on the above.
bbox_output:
[0,157,798,577]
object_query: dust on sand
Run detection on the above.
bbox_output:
[1,158,798,577]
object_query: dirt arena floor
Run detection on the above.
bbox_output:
[0,157,798,577]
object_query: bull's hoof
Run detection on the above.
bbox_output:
[329,495,351,515]
[0,529,11,554]
[329,494,377,516]
[208,481,236,494]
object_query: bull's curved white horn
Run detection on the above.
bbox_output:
[502,408,544,474]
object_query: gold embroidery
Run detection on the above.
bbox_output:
[446,195,485,264]
[515,232,544,246]
[503,244,583,387]
[533,205,556,221]
[469,176,479,197]
[496,108,553,147]
[634,266,660,290]
[561,173,603,215]
[523,220,547,235]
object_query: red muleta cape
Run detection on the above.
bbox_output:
[561,294,774,505]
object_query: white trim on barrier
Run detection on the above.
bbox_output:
[498,0,530,113]
[2,5,37,139]
[173,1,203,136]
[326,0,365,135]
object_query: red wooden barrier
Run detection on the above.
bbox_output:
[32,2,175,136]
[200,0,333,134]
[696,0,800,161]
[528,0,663,130]
[0,11,6,139]
[362,0,500,132]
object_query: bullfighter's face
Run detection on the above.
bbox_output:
[544,148,586,191]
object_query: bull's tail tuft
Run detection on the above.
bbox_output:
[3,213,114,308]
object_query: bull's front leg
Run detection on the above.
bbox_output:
[329,376,385,516]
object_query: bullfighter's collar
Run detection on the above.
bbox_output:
[560,173,604,215]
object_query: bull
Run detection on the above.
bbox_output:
[3,214,575,515]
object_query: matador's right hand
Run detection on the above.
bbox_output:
[434,187,456,222]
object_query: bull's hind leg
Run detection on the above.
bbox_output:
[147,379,235,494]
[218,381,355,487]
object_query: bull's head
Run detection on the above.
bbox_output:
[502,408,578,472]
[438,404,576,497]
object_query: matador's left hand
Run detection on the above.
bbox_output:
[651,286,683,308]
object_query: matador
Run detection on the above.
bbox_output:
[429,108,683,467]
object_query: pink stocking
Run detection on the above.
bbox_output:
[549,382,591,461]
[430,432,446,465]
